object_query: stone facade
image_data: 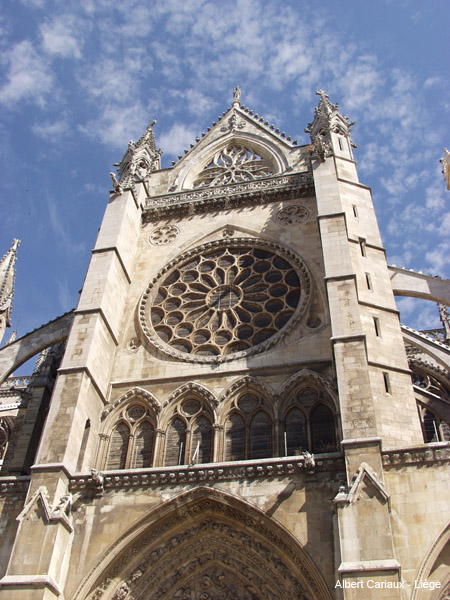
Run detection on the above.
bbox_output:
[0,90,449,599]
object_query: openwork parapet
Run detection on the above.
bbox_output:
[143,173,313,221]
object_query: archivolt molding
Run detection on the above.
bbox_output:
[411,520,450,600]
[409,357,450,384]
[163,381,218,408]
[279,369,338,407]
[73,486,332,600]
[220,375,275,405]
[174,132,289,192]
[102,387,161,420]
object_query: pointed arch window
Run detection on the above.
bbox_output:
[311,405,335,453]
[250,411,272,459]
[107,422,129,470]
[225,413,245,461]
[284,408,307,456]
[281,390,337,456]
[191,415,213,464]
[224,393,273,461]
[165,418,187,466]
[131,420,155,468]
[164,398,214,466]
[105,403,156,470]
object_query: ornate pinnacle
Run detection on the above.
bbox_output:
[0,239,20,343]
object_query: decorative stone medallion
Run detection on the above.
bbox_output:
[276,205,309,225]
[150,225,179,245]
[139,238,311,363]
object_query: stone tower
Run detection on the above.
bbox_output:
[0,90,449,599]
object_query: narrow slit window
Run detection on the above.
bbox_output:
[338,137,343,151]
[76,419,91,471]
[359,239,366,257]
[352,205,358,218]
[373,317,380,337]
[383,372,391,393]
[365,273,372,290]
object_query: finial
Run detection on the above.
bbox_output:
[316,89,329,100]
[233,85,241,106]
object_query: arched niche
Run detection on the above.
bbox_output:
[73,487,333,600]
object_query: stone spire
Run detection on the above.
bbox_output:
[0,239,20,345]
[110,119,162,196]
[305,90,355,161]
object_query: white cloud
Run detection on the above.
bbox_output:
[45,194,85,258]
[0,40,55,107]
[79,102,150,149]
[425,242,450,275]
[40,15,84,59]
[159,122,199,157]
[32,116,70,140]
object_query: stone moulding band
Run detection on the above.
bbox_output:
[142,173,314,221]
[0,574,62,595]
[68,454,345,491]
[338,559,401,573]
[382,442,450,467]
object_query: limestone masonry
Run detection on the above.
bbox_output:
[0,89,449,599]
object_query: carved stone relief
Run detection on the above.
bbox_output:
[90,512,314,600]
[149,225,179,246]
[276,205,309,225]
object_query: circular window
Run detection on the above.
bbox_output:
[139,239,311,363]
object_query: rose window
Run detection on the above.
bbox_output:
[192,145,274,188]
[139,239,311,363]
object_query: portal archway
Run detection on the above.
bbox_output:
[74,487,333,600]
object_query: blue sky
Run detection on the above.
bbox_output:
[0,0,448,354]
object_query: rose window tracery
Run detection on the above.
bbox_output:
[139,239,311,363]
[193,145,274,188]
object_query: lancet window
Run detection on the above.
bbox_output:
[106,403,156,470]
[417,404,450,444]
[281,387,337,455]
[164,398,214,466]
[224,393,273,461]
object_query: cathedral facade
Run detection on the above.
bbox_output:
[0,90,449,599]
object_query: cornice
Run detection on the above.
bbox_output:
[142,173,314,222]
[69,454,344,492]
[382,442,450,467]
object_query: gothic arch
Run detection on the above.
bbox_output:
[279,368,339,411]
[174,132,289,191]
[98,388,161,470]
[411,520,450,600]
[220,375,275,409]
[102,387,161,420]
[72,486,333,600]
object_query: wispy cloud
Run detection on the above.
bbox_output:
[45,194,85,257]
[159,122,200,157]
[32,116,70,140]
[0,40,55,107]
[40,14,86,59]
